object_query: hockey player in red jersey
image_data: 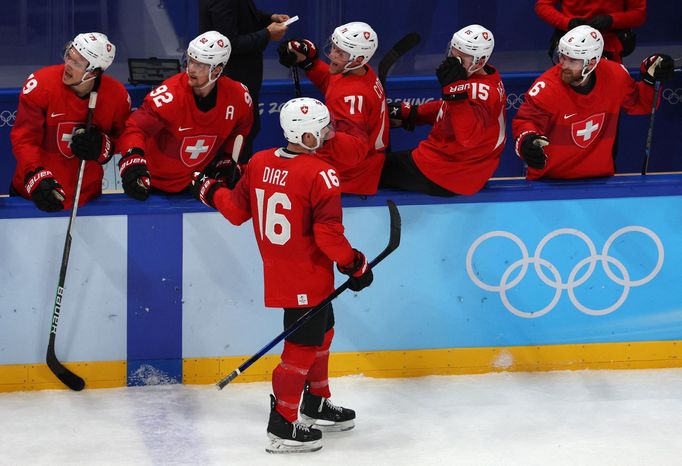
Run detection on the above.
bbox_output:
[191,97,373,453]
[381,24,506,196]
[512,25,674,180]
[10,32,130,211]
[278,22,387,195]
[117,30,253,200]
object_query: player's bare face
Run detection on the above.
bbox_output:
[559,55,585,86]
[62,47,89,85]
[328,44,352,74]
[186,58,211,87]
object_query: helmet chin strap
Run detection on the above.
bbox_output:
[70,70,98,89]
[187,63,223,89]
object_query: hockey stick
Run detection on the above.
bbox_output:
[641,80,663,175]
[216,199,402,389]
[46,88,99,391]
[378,32,421,89]
[291,66,302,98]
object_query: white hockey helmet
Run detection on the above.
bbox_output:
[280,97,333,151]
[449,24,494,74]
[70,32,116,72]
[557,25,603,79]
[187,31,231,68]
[330,21,378,71]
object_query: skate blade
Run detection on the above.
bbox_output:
[265,433,323,454]
[299,414,355,432]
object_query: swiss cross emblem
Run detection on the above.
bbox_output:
[482,32,489,40]
[591,31,598,39]
[56,121,80,158]
[300,105,309,114]
[180,135,217,167]
[571,113,605,148]
[217,39,224,48]
[363,31,370,40]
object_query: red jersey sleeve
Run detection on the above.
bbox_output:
[213,166,252,225]
[610,0,646,29]
[310,169,355,267]
[305,59,331,94]
[617,65,654,115]
[11,72,50,177]
[118,98,166,154]
[447,98,496,149]
[512,79,553,141]
[534,0,571,30]
[220,84,254,161]
[414,100,441,125]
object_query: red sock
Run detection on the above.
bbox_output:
[272,340,317,422]
[306,328,334,399]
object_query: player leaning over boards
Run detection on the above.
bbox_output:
[117,31,252,200]
[512,25,674,180]
[10,33,130,211]
[191,97,373,453]
[381,25,506,197]
[278,22,388,196]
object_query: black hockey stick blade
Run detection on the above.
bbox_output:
[378,32,421,87]
[216,200,401,389]
[47,337,85,391]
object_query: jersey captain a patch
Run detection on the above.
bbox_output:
[571,113,605,149]
[180,135,217,167]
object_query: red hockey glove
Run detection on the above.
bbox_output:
[24,167,66,212]
[640,54,675,86]
[119,148,150,201]
[70,127,113,164]
[337,249,374,292]
[388,101,419,131]
[191,171,225,209]
[205,157,242,189]
[437,57,469,101]
[279,39,318,71]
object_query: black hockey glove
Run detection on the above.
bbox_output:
[204,157,242,189]
[388,101,419,131]
[516,133,549,170]
[118,148,151,201]
[337,249,373,292]
[640,54,675,85]
[24,167,66,212]
[191,171,225,209]
[588,15,613,32]
[70,127,113,164]
[567,18,587,30]
[437,57,469,101]
[279,39,318,71]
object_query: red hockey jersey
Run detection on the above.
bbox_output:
[411,66,506,195]
[119,73,253,192]
[212,148,355,308]
[11,65,131,207]
[512,59,654,180]
[306,61,388,195]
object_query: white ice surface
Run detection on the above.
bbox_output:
[2,369,682,465]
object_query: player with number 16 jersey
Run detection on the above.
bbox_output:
[117,31,253,197]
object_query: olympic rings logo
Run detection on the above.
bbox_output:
[662,88,682,105]
[466,227,664,318]
[0,110,16,127]
[506,93,525,110]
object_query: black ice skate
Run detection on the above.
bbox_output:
[266,395,323,454]
[299,384,356,432]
